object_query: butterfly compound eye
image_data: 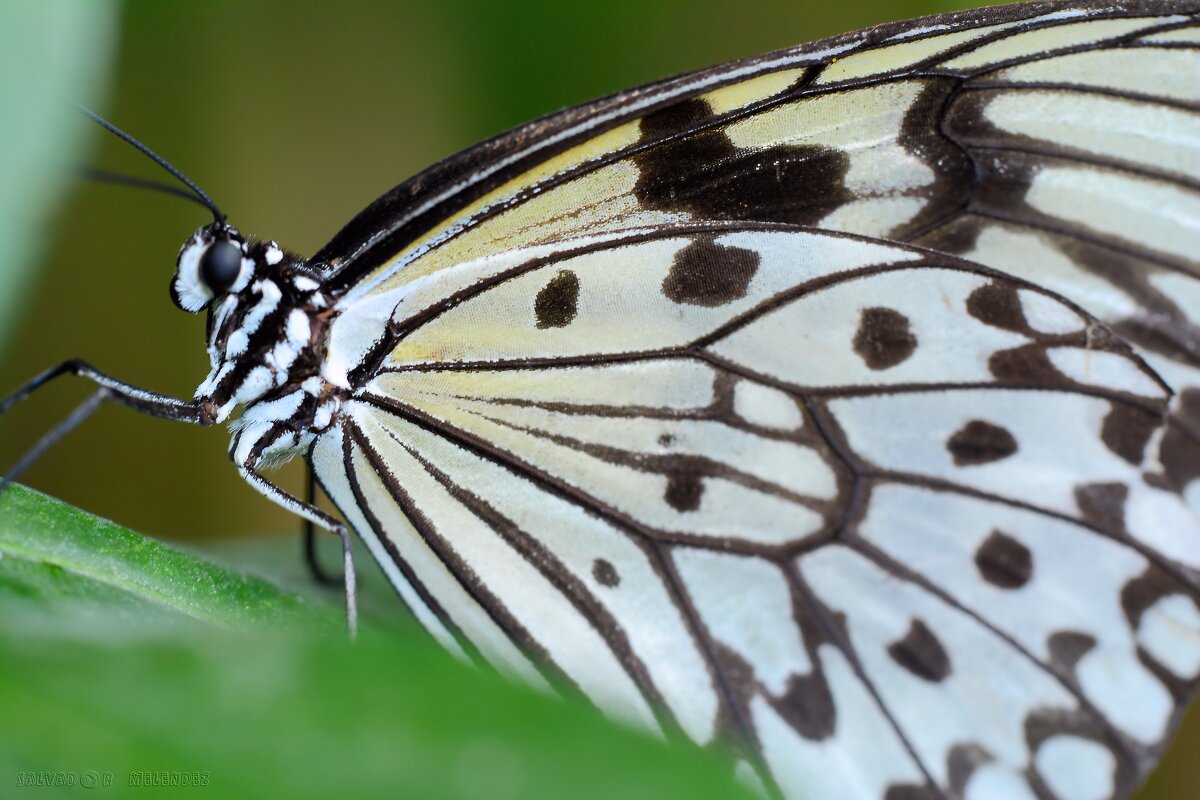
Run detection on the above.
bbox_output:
[199,241,243,294]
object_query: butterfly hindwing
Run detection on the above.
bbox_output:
[311,222,1200,799]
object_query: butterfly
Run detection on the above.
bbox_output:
[3,1,1200,798]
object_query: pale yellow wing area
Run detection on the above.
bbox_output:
[332,4,1195,302]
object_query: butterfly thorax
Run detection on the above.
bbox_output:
[172,223,346,468]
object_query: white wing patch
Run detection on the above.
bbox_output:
[749,647,927,800]
[1139,24,1200,43]
[673,550,810,696]
[988,47,1200,103]
[1035,736,1117,800]
[957,227,1140,320]
[709,268,1031,388]
[940,17,1185,70]
[979,91,1200,180]
[1024,166,1200,264]
[817,24,1016,83]
[361,405,723,724]
[830,390,1147,515]
[387,229,916,367]
[1137,594,1200,677]
[858,485,1186,745]
[800,544,1079,788]
[732,380,804,431]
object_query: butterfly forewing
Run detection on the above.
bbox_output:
[299,3,1200,799]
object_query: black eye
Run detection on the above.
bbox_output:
[199,241,243,293]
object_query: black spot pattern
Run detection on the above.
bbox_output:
[664,469,705,512]
[592,558,620,588]
[888,619,951,683]
[892,78,974,237]
[946,420,1018,465]
[777,670,836,741]
[1101,402,1159,466]
[1075,481,1129,533]
[1158,390,1200,495]
[1047,631,1097,675]
[947,745,993,797]
[853,307,918,370]
[662,236,760,307]
[884,785,940,800]
[534,269,580,329]
[974,530,1033,589]
[987,343,1063,385]
[1121,568,1177,629]
[966,281,1028,333]
[632,98,853,225]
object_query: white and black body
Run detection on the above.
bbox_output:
[1,221,361,628]
[0,111,362,632]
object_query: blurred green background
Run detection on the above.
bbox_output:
[0,1,1196,797]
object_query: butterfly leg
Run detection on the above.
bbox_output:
[1,359,205,423]
[235,458,359,638]
[302,465,343,587]
[0,360,205,492]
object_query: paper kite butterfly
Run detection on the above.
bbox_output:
[3,2,1200,798]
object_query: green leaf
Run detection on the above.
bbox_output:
[0,484,333,635]
[0,486,755,800]
[0,0,119,352]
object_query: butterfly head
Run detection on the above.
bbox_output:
[69,108,344,438]
[171,223,257,313]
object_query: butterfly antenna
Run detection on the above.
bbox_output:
[73,102,226,224]
[76,166,218,212]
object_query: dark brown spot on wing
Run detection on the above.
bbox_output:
[974,530,1033,589]
[853,307,918,370]
[664,468,705,512]
[1155,392,1200,494]
[592,558,620,588]
[1121,568,1178,628]
[888,619,951,683]
[637,97,714,140]
[1101,402,1160,466]
[884,785,941,800]
[1075,481,1129,533]
[893,78,974,238]
[947,420,1018,465]
[1047,631,1097,675]
[775,669,836,741]
[632,98,853,225]
[535,269,580,329]
[967,281,1028,333]
[662,236,760,307]
[988,343,1062,385]
[948,745,993,797]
